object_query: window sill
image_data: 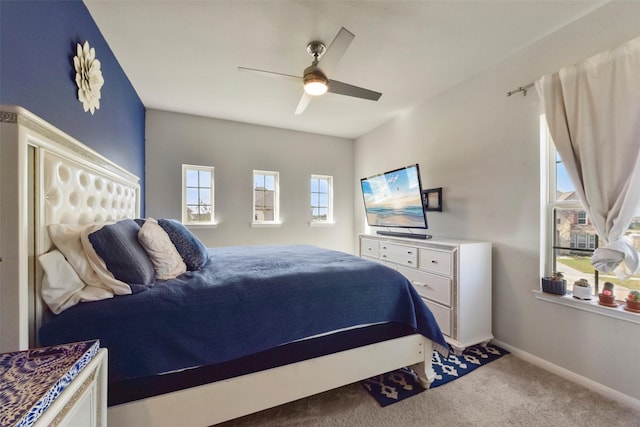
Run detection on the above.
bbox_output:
[251,222,282,228]
[184,222,217,229]
[533,290,640,325]
[310,221,335,227]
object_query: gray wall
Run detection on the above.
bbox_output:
[145,109,355,252]
[355,1,640,403]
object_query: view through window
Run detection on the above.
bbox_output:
[310,175,333,223]
[182,165,214,224]
[253,170,279,223]
[544,121,640,299]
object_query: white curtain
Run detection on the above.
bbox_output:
[535,36,640,281]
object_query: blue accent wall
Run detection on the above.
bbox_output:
[0,0,146,213]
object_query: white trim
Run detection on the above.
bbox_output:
[310,174,333,224]
[491,338,640,411]
[310,221,335,227]
[252,169,280,224]
[532,290,640,325]
[251,222,282,228]
[181,164,215,225]
[185,223,217,229]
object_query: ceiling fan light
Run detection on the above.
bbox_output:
[304,79,328,96]
[303,65,328,96]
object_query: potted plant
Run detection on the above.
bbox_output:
[572,278,593,300]
[625,290,640,313]
[598,281,617,307]
[541,271,566,295]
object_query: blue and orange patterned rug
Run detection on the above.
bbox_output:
[362,343,509,407]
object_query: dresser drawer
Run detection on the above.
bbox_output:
[397,265,451,306]
[368,257,397,270]
[360,238,379,258]
[423,298,451,337]
[379,243,418,267]
[419,248,453,276]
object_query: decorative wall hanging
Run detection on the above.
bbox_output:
[422,187,443,212]
[73,41,104,115]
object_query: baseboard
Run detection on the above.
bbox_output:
[491,339,640,411]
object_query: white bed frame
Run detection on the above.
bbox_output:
[0,105,436,426]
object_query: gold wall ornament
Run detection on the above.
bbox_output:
[73,41,104,115]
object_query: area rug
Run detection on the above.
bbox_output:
[362,343,509,406]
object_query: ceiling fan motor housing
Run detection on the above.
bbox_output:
[306,41,326,59]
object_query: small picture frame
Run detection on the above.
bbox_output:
[422,187,442,212]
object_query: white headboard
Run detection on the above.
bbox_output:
[0,105,140,350]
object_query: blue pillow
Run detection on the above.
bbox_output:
[83,219,155,293]
[157,219,209,271]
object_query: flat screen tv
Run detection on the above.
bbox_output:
[360,164,430,239]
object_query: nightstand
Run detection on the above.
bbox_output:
[0,340,107,427]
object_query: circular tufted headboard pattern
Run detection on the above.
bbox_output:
[42,151,138,253]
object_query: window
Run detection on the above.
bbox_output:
[253,170,279,224]
[182,165,214,224]
[543,117,640,298]
[577,210,587,225]
[310,175,333,224]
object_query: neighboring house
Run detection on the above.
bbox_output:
[556,191,640,253]
[555,191,597,254]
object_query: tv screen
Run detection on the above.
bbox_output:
[360,164,428,229]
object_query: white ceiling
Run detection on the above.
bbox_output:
[84,0,607,139]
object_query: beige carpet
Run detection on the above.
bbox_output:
[219,354,640,426]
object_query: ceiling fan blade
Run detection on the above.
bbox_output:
[317,27,354,76]
[237,66,301,84]
[294,93,313,115]
[328,80,382,101]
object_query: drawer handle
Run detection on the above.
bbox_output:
[382,255,387,258]
[431,260,438,264]
[382,246,387,249]
[407,250,413,254]
[412,281,430,289]
[407,261,413,264]
[368,247,372,251]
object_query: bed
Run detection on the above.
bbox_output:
[0,105,448,426]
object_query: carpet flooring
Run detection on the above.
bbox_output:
[219,353,640,426]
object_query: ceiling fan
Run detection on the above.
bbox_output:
[238,27,382,115]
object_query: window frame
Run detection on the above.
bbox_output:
[538,121,640,324]
[252,170,280,226]
[182,164,215,226]
[310,174,334,225]
[543,118,599,293]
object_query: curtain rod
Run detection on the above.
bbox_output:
[506,82,534,97]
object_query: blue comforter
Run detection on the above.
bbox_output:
[40,245,448,383]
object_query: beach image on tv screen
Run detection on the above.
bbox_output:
[361,167,426,228]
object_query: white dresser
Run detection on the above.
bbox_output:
[359,234,492,354]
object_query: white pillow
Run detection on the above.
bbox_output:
[48,223,108,290]
[138,218,187,280]
[39,249,113,314]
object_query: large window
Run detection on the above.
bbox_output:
[253,170,279,224]
[543,117,640,298]
[310,175,333,224]
[182,165,214,225]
